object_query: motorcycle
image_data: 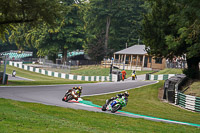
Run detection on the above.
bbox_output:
[62,90,79,102]
[132,73,136,80]
[102,97,127,113]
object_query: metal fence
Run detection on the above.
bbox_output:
[36,59,101,74]
[166,60,187,69]
[0,56,4,72]
[0,55,8,84]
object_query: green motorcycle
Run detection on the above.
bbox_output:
[102,97,127,113]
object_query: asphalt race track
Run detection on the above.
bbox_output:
[0,80,156,111]
[1,80,200,127]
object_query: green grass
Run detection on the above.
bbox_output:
[3,65,96,86]
[154,68,183,75]
[70,65,110,76]
[184,80,200,97]
[70,65,153,77]
[7,64,152,79]
[5,80,96,86]
[0,98,199,133]
[6,65,67,81]
[84,81,200,124]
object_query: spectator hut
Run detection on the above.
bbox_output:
[113,45,166,71]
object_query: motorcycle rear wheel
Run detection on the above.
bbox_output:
[111,105,121,113]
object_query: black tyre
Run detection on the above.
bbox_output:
[102,104,107,111]
[132,77,135,80]
[111,105,121,113]
[65,95,73,102]
[62,97,65,101]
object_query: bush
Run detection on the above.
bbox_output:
[183,68,200,79]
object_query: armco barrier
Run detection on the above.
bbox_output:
[176,92,200,112]
[165,74,200,113]
[9,61,113,82]
[147,74,176,80]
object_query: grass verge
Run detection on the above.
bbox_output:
[70,65,153,77]
[154,68,183,75]
[6,80,96,86]
[184,80,200,97]
[0,98,199,133]
[83,81,200,124]
[3,65,96,86]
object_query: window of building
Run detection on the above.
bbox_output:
[149,56,152,63]
[155,58,162,64]
[140,56,143,62]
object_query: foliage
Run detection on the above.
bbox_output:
[142,0,200,79]
[85,0,145,58]
[0,0,64,41]
[0,36,17,52]
[142,0,177,58]
[86,32,106,61]
[9,1,86,62]
[183,69,199,79]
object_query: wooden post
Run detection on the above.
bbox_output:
[142,55,145,70]
[130,55,133,69]
[136,55,139,67]
[124,54,126,69]
[124,54,126,64]
[113,54,116,65]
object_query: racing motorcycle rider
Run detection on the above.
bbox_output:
[132,70,137,79]
[106,91,129,105]
[63,86,82,100]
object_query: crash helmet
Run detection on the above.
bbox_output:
[78,86,82,90]
[124,91,129,97]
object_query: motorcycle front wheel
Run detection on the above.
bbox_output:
[65,95,73,102]
[102,104,107,111]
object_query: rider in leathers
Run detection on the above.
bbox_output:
[63,86,82,101]
[106,91,129,105]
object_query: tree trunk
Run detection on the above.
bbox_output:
[105,16,111,57]
[186,56,200,79]
[62,48,67,64]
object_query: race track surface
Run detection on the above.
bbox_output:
[0,80,156,111]
[1,80,199,127]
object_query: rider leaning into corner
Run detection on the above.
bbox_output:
[65,86,82,98]
[106,91,129,105]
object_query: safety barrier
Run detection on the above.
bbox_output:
[163,74,200,112]
[147,74,176,80]
[176,92,200,112]
[9,61,112,82]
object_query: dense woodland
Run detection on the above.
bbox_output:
[0,0,199,78]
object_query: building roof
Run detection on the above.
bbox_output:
[114,45,147,55]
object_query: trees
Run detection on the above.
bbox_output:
[85,0,145,59]
[9,0,86,63]
[142,0,200,79]
[0,0,64,41]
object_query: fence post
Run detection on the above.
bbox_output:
[2,56,7,85]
